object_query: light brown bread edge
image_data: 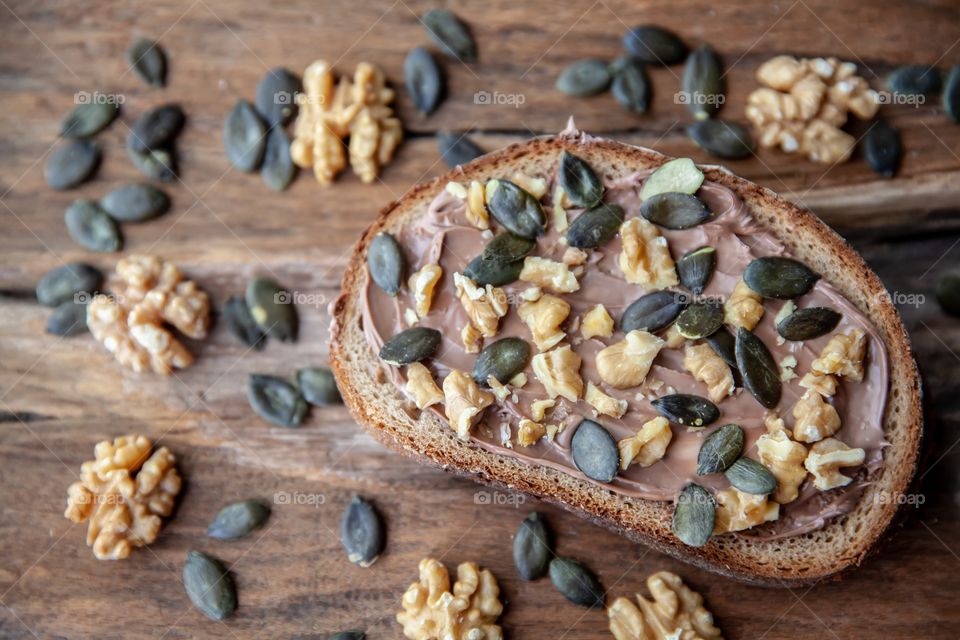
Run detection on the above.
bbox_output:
[330,134,923,587]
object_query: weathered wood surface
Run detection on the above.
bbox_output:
[1,0,959,637]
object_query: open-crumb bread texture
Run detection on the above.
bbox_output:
[330,133,922,587]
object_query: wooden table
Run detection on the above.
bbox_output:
[1,0,959,637]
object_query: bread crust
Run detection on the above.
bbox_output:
[330,134,923,587]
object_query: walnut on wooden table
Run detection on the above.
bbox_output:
[609,570,723,640]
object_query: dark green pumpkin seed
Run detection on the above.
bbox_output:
[549,557,604,608]
[570,419,620,483]
[640,158,704,200]
[696,424,744,475]
[101,183,170,222]
[224,101,266,172]
[254,67,301,128]
[887,65,941,96]
[641,192,711,229]
[672,483,714,547]
[36,263,102,307]
[65,200,122,252]
[725,457,777,495]
[514,512,551,581]
[476,232,536,264]
[688,119,754,160]
[556,59,611,97]
[129,104,185,152]
[127,38,167,87]
[438,131,484,167]
[45,140,100,190]
[651,393,719,427]
[485,180,545,239]
[296,367,342,406]
[127,145,177,182]
[379,327,441,365]
[743,256,819,299]
[682,45,723,120]
[735,328,781,409]
[463,254,524,287]
[705,327,738,370]
[611,57,650,113]
[677,247,716,296]
[621,290,688,333]
[330,633,365,640]
[405,47,444,115]
[45,300,88,337]
[261,127,296,191]
[247,374,308,427]
[246,278,298,341]
[208,500,271,540]
[183,550,237,621]
[422,9,476,62]
[472,337,531,386]
[944,65,960,124]
[367,232,405,295]
[864,120,902,178]
[61,101,119,138]
[558,150,604,208]
[776,307,841,341]
[566,203,625,248]
[936,273,960,317]
[341,495,385,567]
[675,301,723,339]
[623,25,687,65]
[223,295,266,349]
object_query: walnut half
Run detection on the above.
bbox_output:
[596,330,665,389]
[443,371,494,440]
[684,343,734,404]
[811,328,867,382]
[531,345,583,402]
[609,571,723,640]
[804,438,865,490]
[618,417,673,469]
[792,388,841,443]
[756,430,808,504]
[618,218,678,290]
[713,487,779,534]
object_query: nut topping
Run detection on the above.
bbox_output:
[461,323,483,354]
[530,398,556,422]
[518,294,570,351]
[597,330,665,389]
[618,217,679,289]
[756,430,808,504]
[443,370,494,440]
[531,345,583,402]
[518,256,580,293]
[608,571,723,640]
[466,180,490,230]
[581,304,614,340]
[585,382,628,419]
[409,263,443,318]
[792,388,841,443]
[713,487,780,534]
[804,438,866,490]
[618,417,673,469]
[811,328,867,382]
[723,277,763,330]
[406,362,444,409]
[683,343,734,403]
[454,272,509,338]
[517,418,547,447]
[799,372,838,397]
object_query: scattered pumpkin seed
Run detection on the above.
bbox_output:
[405,47,445,115]
[514,512,551,581]
[696,423,744,475]
[183,550,237,621]
[65,200,122,252]
[641,192,711,229]
[341,495,385,567]
[127,38,167,87]
[472,337,531,386]
[688,119,754,160]
[224,101,267,172]
[566,203,625,248]
[682,45,723,120]
[864,120,902,178]
[623,25,687,65]
[651,394,719,427]
[675,301,723,339]
[129,104,185,152]
[677,246,716,296]
[296,367,342,406]
[246,278,298,342]
[776,307,841,341]
[672,483,714,547]
[223,295,266,349]
[438,131,485,167]
[247,374,308,427]
[45,140,100,190]
[464,232,536,286]
[60,101,119,138]
[570,419,620,483]
[549,557,604,608]
[944,65,960,124]
[558,150,604,208]
[36,263,102,307]
[127,145,177,182]
[485,179,546,240]
[735,328,781,409]
[379,327,441,365]
[640,158,704,200]
[743,256,819,299]
[101,183,170,222]
[45,300,88,337]
[610,57,650,113]
[208,500,271,540]
[556,59,612,97]
[620,290,688,333]
[330,633,365,640]
[422,9,476,62]
[887,65,941,96]
[705,327,738,371]
[367,232,405,295]
[725,457,777,495]
[261,127,296,191]
[254,67,301,128]
[936,273,960,316]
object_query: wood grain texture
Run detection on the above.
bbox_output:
[0,0,958,637]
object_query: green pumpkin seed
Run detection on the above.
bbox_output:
[183,550,237,621]
[127,145,177,182]
[246,278,298,341]
[485,179,545,240]
[675,301,723,339]
[223,295,266,349]
[735,328,781,409]
[566,203,625,249]
[296,367,342,406]
[556,59,612,97]
[864,121,901,178]
[438,131,484,167]
[127,38,167,87]
[937,273,960,316]
[682,45,723,120]
[677,247,716,297]
[261,127,296,191]
[743,256,819,299]
[224,101,266,172]
[379,327,441,365]
[887,65,941,96]
[640,158,704,201]
[688,119,754,160]
[341,495,385,567]
[330,632,365,640]
[514,512,551,581]
[101,183,170,222]
[422,9,476,62]
[247,374,308,427]
[367,232,405,295]
[65,200,122,252]
[405,47,445,115]
[208,500,271,540]
[641,192,711,229]
[474,232,536,265]
[705,327,738,371]
[46,300,88,337]
[36,263,102,307]
[472,337,531,386]
[611,57,650,113]
[45,140,100,190]
[558,150,604,208]
[623,25,687,65]
[463,253,524,287]
[672,483,714,547]
[776,307,841,341]
[621,290,688,333]
[549,557,604,609]
[696,424,744,475]
[60,101,119,138]
[571,419,620,483]
[254,67,301,128]
[129,104,185,152]
[725,457,777,495]
[651,394,719,427]
[944,65,960,123]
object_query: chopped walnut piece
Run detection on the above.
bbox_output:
[518,257,580,294]
[445,181,468,199]
[530,398,556,422]
[552,186,570,232]
[518,294,570,351]
[586,382,628,419]
[581,304,614,340]
[442,371,494,440]
[684,343,735,403]
[792,388,841,443]
[562,247,589,267]
[511,172,548,199]
[510,372,527,388]
[756,431,808,504]
[811,328,867,382]
[597,330,665,389]
[406,363,444,409]
[764,410,788,435]
[531,345,583,402]
[397,557,504,640]
[409,264,443,318]
[663,324,686,349]
[618,417,673,469]
[724,277,764,330]
[774,300,796,325]
[454,273,508,338]
[799,372,838,397]
[618,217,678,289]
[466,180,490,230]
[64,434,181,560]
[517,419,547,447]
[608,571,723,640]
[779,355,798,382]
[804,438,866,490]
[487,376,512,402]
[713,487,780,534]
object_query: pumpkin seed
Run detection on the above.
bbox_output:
[127,38,167,87]
[651,394,719,427]
[485,179,545,240]
[558,150,604,208]
[640,158,704,201]
[247,374,308,427]
[936,273,960,316]
[246,278,298,341]
[677,247,716,297]
[743,256,819,299]
[776,307,841,341]
[208,500,271,540]
[60,101,119,138]
[570,419,620,483]
[682,45,723,120]
[610,57,650,113]
[330,633,365,640]
[621,290,688,333]
[566,203,625,249]
[672,483,714,547]
[183,550,237,621]
[688,119,754,160]
[101,183,170,222]
[296,367,342,406]
[341,495,385,567]
[422,9,476,62]
[696,423,743,475]
[464,256,523,287]
[556,59,611,97]
[438,131,485,167]
[623,25,687,65]
[223,295,266,349]
[254,67,301,128]
[725,457,777,495]
[944,65,960,123]
[367,232,405,295]
[127,145,177,181]
[405,47,445,115]
[675,301,723,339]
[864,120,902,178]
[475,232,536,265]
[65,200,122,252]
[45,140,100,190]
[379,327,441,365]
[36,263,102,307]
[549,557,604,609]
[261,127,296,191]
[514,512,551,581]
[705,327,738,370]
[129,104,185,152]
[641,192,711,229]
[887,65,941,96]
[46,300,88,337]
[224,101,267,172]
[735,328,781,409]
[472,337,531,386]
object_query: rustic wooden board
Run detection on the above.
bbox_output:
[1,0,960,637]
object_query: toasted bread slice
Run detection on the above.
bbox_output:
[330,131,922,586]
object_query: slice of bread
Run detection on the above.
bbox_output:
[330,131,922,586]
